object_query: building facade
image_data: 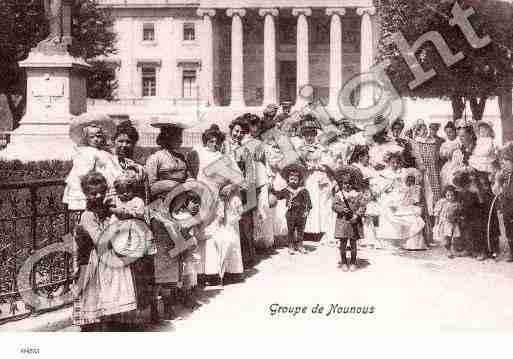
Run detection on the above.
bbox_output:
[93,0,377,129]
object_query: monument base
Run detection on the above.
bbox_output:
[1,113,76,161]
[1,46,89,162]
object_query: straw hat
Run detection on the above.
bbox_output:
[454,117,472,129]
[104,219,153,259]
[150,117,192,129]
[476,120,495,138]
[69,113,116,145]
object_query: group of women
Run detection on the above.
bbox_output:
[63,105,506,331]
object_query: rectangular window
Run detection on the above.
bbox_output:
[143,23,155,41]
[142,67,156,97]
[183,23,195,41]
[182,70,197,98]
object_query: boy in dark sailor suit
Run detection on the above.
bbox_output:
[271,163,312,255]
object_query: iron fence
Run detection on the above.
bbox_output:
[0,133,10,150]
[0,179,80,324]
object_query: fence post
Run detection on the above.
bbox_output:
[63,205,71,293]
[29,185,38,298]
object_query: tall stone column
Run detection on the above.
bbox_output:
[326,8,345,115]
[357,6,376,108]
[227,8,246,107]
[259,8,279,106]
[197,8,216,106]
[292,8,312,107]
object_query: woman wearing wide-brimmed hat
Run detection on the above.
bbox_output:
[296,114,336,243]
[145,120,197,319]
[190,124,245,285]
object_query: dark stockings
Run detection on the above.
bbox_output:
[339,238,357,265]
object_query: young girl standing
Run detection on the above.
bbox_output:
[433,185,462,258]
[73,171,138,331]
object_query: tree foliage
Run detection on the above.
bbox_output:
[0,0,117,129]
[376,0,513,121]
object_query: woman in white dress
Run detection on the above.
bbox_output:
[440,121,461,188]
[442,122,477,186]
[296,115,336,242]
[191,125,245,284]
[264,137,289,246]
[246,114,275,250]
[373,152,426,250]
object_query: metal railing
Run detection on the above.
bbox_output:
[0,133,10,150]
[0,179,80,324]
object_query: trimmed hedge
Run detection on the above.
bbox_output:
[0,146,193,182]
[1,160,73,183]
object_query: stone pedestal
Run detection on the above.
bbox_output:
[1,50,90,161]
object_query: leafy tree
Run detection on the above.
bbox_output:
[376,0,513,121]
[0,0,117,129]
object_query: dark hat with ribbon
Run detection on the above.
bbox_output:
[300,113,321,132]
[280,163,307,182]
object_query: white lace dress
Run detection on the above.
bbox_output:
[194,146,245,277]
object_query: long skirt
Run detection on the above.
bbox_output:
[377,205,426,250]
[254,205,274,249]
[304,170,333,235]
[239,210,256,269]
[197,221,244,278]
[73,249,138,327]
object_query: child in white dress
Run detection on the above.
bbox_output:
[63,119,117,210]
[469,121,497,177]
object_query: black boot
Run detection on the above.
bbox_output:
[162,295,176,320]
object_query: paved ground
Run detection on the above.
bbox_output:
[3,241,513,333]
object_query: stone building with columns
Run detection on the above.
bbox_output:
[91,0,378,129]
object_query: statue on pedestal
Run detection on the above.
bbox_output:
[36,0,74,55]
